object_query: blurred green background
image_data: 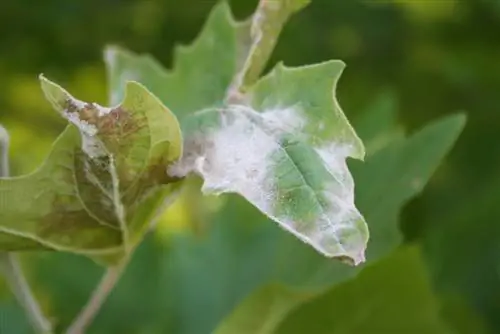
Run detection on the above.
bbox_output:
[1,0,500,333]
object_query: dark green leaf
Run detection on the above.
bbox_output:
[275,246,452,334]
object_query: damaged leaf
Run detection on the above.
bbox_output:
[105,1,368,265]
[0,76,182,265]
[169,61,368,265]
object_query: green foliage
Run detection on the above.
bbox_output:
[104,3,240,120]
[212,112,465,334]
[106,2,369,265]
[216,247,452,334]
[0,0,477,333]
[8,96,463,334]
[0,77,183,265]
[275,246,451,334]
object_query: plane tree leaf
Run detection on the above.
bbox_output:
[0,77,183,265]
[167,61,368,265]
[27,100,466,334]
[105,2,368,265]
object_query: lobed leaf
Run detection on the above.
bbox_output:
[105,2,369,265]
[213,113,466,334]
[28,101,466,334]
[0,77,183,265]
[169,61,369,265]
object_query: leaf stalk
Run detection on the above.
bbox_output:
[65,257,129,334]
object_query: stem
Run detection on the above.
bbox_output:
[227,0,310,101]
[0,125,53,334]
[65,258,129,334]
[0,125,9,177]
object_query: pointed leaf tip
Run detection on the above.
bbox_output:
[39,75,74,113]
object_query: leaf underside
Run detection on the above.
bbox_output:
[0,77,183,265]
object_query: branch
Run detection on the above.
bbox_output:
[0,125,53,334]
[227,0,310,101]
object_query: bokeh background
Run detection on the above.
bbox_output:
[1,0,500,333]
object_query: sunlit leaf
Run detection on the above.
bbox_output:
[105,2,368,265]
[0,77,183,265]
[170,61,368,264]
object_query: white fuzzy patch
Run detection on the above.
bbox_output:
[169,106,280,215]
[260,105,305,133]
[63,98,110,158]
[315,143,356,202]
[169,104,366,264]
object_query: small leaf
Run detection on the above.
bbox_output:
[170,61,368,265]
[0,77,183,265]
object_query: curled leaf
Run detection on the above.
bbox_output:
[0,77,183,265]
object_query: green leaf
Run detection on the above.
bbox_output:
[215,247,452,334]
[104,2,242,120]
[105,2,363,262]
[0,77,183,265]
[353,114,466,260]
[352,90,404,155]
[213,113,465,334]
[27,108,466,334]
[170,61,368,265]
[274,246,452,334]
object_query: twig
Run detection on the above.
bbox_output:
[0,125,53,334]
[0,125,9,177]
[65,258,129,334]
